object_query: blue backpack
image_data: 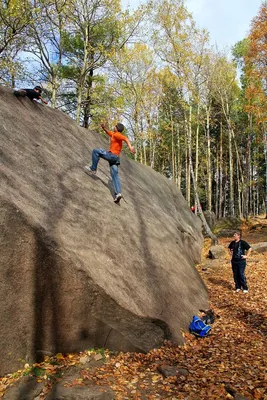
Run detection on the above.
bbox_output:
[189,316,211,337]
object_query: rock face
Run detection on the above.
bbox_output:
[208,245,227,260]
[252,242,267,254]
[0,86,208,375]
[203,210,216,230]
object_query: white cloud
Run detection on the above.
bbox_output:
[121,0,264,49]
[186,0,264,48]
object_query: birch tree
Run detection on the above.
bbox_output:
[150,0,196,202]
[62,0,144,127]
[26,0,70,107]
[212,55,240,216]
[0,0,30,54]
[109,43,159,164]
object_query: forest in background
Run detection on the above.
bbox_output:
[1,0,267,220]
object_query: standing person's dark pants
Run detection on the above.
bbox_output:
[231,259,248,290]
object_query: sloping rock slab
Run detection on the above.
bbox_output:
[0,86,208,375]
[252,242,267,254]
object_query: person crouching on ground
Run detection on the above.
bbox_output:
[14,85,48,104]
[85,123,135,204]
[228,231,252,293]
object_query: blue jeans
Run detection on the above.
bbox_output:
[91,148,121,195]
[231,260,248,290]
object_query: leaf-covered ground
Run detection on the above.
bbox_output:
[1,218,267,399]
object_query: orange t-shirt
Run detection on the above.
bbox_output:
[107,130,127,156]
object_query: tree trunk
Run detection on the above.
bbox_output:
[249,115,253,216]
[186,106,217,243]
[76,24,89,125]
[227,118,234,216]
[215,144,219,218]
[76,85,83,125]
[206,106,212,211]
[141,120,146,165]
[176,124,181,189]
[149,128,155,169]
[221,98,235,216]
[134,107,140,162]
[186,123,190,206]
[51,71,58,109]
[83,68,93,129]
[264,131,267,218]
[11,71,15,88]
[249,158,253,216]
[219,119,223,218]
[195,103,200,212]
[244,115,252,219]
[236,160,242,218]
[231,128,245,218]
[170,105,175,181]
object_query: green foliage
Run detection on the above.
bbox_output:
[60,64,79,80]
[0,55,24,86]
[62,32,84,57]
[31,366,46,377]
[232,39,250,67]
[22,367,32,376]
[0,0,31,53]
[0,0,32,85]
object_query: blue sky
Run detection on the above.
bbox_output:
[122,0,264,50]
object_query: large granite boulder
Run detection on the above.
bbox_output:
[0,86,208,375]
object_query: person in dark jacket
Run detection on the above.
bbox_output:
[228,231,252,293]
[14,86,48,104]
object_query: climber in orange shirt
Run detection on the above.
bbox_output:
[85,123,135,204]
